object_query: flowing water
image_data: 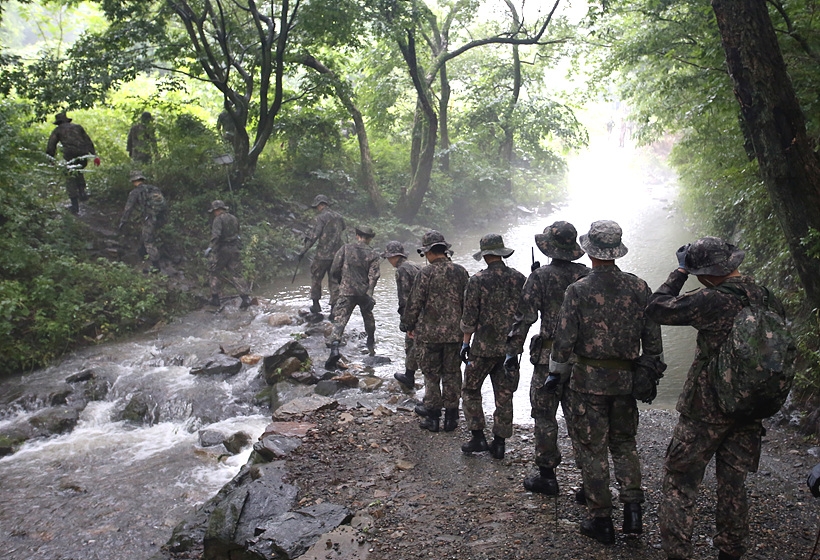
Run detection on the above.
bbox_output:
[0,136,700,559]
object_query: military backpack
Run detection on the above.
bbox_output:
[144,184,167,216]
[709,283,796,419]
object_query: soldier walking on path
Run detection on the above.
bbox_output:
[645,237,786,560]
[302,195,346,315]
[127,111,158,164]
[507,221,590,493]
[325,226,380,369]
[205,200,252,310]
[118,170,167,273]
[459,234,526,460]
[46,112,99,214]
[382,241,422,390]
[401,231,469,433]
[549,220,664,545]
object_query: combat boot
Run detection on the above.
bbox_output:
[442,408,459,432]
[580,516,616,545]
[419,408,440,432]
[414,404,431,417]
[310,299,321,313]
[209,294,221,307]
[461,430,489,454]
[239,295,252,310]
[69,197,79,214]
[366,332,375,354]
[575,485,587,505]
[325,342,341,370]
[394,370,415,389]
[488,436,505,459]
[523,467,559,495]
[622,503,642,535]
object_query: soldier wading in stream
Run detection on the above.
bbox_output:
[382,241,422,390]
[205,200,252,310]
[302,194,346,316]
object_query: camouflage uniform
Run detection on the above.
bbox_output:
[208,204,249,300]
[46,114,96,200]
[329,236,380,344]
[551,221,663,522]
[304,201,346,306]
[647,248,780,559]
[402,244,469,412]
[127,113,158,164]
[395,257,422,372]
[120,179,167,267]
[461,257,525,438]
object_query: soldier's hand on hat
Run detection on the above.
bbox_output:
[531,260,541,272]
[93,156,101,166]
[807,463,820,497]
[503,354,518,373]
[676,244,690,270]
[542,374,561,393]
[460,343,471,364]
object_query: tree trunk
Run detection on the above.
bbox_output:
[712,0,820,309]
[439,63,451,173]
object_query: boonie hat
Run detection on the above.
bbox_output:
[579,220,628,260]
[355,225,375,238]
[311,194,331,208]
[53,112,72,125]
[129,170,146,182]
[535,221,585,261]
[208,200,229,213]
[684,236,745,276]
[417,230,452,256]
[473,233,514,261]
[381,240,407,259]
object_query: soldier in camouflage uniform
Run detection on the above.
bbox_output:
[325,226,380,369]
[645,237,782,560]
[507,221,589,493]
[46,112,99,214]
[382,241,422,389]
[118,170,167,273]
[303,195,346,314]
[459,234,526,459]
[127,111,158,164]
[206,200,251,310]
[402,231,469,433]
[550,220,664,545]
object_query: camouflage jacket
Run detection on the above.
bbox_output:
[121,183,165,222]
[210,212,241,251]
[646,271,783,423]
[552,264,663,396]
[507,260,590,362]
[304,208,346,260]
[461,260,526,357]
[127,123,158,161]
[395,257,421,318]
[402,256,469,344]
[46,123,96,161]
[330,241,380,298]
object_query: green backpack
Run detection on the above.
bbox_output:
[709,284,796,419]
[144,184,167,216]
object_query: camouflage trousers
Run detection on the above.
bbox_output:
[141,214,165,265]
[330,295,375,343]
[462,355,519,438]
[530,364,575,469]
[660,414,762,559]
[208,246,249,297]
[565,387,643,518]
[65,158,88,199]
[418,342,462,411]
[310,258,339,305]
[404,333,419,372]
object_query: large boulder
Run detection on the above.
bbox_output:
[248,503,350,559]
[263,341,309,385]
[272,395,338,420]
[28,406,80,436]
[190,354,243,376]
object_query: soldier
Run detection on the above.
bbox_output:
[302,195,346,315]
[506,221,590,493]
[460,234,526,460]
[325,225,380,369]
[645,237,783,560]
[46,112,99,214]
[205,200,252,310]
[382,241,422,389]
[401,231,469,433]
[549,220,663,545]
[127,111,158,164]
[118,170,167,273]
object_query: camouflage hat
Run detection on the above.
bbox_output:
[208,200,229,213]
[535,221,585,261]
[473,233,514,261]
[53,112,72,125]
[140,111,153,122]
[311,194,331,208]
[684,236,745,276]
[579,220,628,260]
[355,225,375,238]
[381,240,407,259]
[129,170,146,182]
[417,230,452,256]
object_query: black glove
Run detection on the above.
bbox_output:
[531,261,541,272]
[808,463,820,498]
[503,354,518,373]
[542,373,561,393]
[676,244,690,270]
[460,343,470,364]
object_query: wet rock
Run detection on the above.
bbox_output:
[65,368,95,383]
[241,354,262,365]
[291,369,321,384]
[332,372,359,388]
[270,381,315,411]
[279,356,304,377]
[248,502,351,559]
[304,323,333,337]
[49,385,74,406]
[299,525,369,560]
[315,380,347,396]
[267,313,293,327]
[362,355,392,367]
[359,377,383,392]
[224,431,252,454]
[253,435,302,460]
[220,344,251,358]
[263,341,309,385]
[190,354,243,376]
[273,395,338,420]
[119,393,160,425]
[261,421,315,438]
[199,429,227,447]
[28,406,80,435]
